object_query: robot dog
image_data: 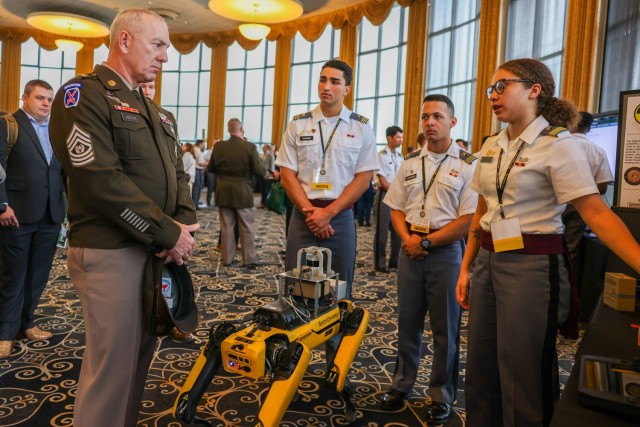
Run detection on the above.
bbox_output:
[174,247,370,426]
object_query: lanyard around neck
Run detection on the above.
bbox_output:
[495,141,526,219]
[318,118,342,167]
[421,153,449,211]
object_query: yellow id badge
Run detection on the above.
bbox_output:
[410,224,429,233]
[490,217,524,252]
[311,167,332,190]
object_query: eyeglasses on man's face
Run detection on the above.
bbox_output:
[485,79,533,99]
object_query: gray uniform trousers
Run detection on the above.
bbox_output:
[285,207,356,366]
[391,241,462,404]
[374,190,401,270]
[466,248,570,427]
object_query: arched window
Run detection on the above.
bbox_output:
[224,41,275,146]
[287,26,341,120]
[355,4,408,147]
[505,0,568,96]
[161,43,211,143]
[19,38,76,96]
[424,0,480,142]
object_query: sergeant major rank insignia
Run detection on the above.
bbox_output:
[66,123,95,167]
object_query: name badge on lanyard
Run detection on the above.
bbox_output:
[311,167,332,190]
[491,141,526,252]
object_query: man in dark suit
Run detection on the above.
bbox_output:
[208,118,265,267]
[0,79,66,358]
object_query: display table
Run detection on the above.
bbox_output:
[551,297,639,426]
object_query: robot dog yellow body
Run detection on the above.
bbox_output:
[174,247,370,426]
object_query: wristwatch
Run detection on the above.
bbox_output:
[0,203,7,214]
[420,236,432,251]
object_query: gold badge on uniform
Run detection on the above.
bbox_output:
[108,80,116,87]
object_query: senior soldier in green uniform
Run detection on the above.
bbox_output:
[208,118,265,267]
[49,8,198,427]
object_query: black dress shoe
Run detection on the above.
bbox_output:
[380,389,406,410]
[375,267,390,274]
[425,401,452,424]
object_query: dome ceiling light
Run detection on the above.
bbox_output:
[26,11,110,53]
[209,0,304,40]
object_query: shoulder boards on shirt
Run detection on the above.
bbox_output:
[405,150,421,160]
[293,112,312,121]
[350,112,369,124]
[459,149,478,164]
[379,148,388,155]
[540,125,569,137]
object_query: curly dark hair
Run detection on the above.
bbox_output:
[498,58,578,130]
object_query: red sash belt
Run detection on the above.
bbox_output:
[480,230,563,254]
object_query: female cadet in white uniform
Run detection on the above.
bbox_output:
[456,58,640,427]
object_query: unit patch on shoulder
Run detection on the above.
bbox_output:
[459,149,477,164]
[66,123,95,167]
[64,83,82,108]
[293,112,312,121]
[350,112,369,124]
[540,125,568,137]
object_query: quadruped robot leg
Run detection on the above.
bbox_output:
[174,323,236,426]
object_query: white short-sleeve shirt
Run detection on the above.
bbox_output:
[275,105,379,199]
[377,145,403,184]
[383,140,478,229]
[472,115,599,234]
[573,133,614,184]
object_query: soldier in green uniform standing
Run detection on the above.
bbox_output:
[49,9,198,427]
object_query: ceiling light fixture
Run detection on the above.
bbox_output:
[209,0,303,40]
[27,11,109,52]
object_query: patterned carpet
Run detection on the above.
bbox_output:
[0,199,582,426]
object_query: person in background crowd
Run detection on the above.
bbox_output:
[49,9,198,426]
[355,179,374,227]
[182,143,196,192]
[374,125,404,273]
[562,111,613,294]
[209,118,265,267]
[381,95,477,424]
[457,58,640,427]
[455,138,469,151]
[259,144,276,209]
[0,79,66,358]
[192,139,206,209]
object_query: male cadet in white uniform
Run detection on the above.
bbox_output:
[381,94,477,424]
[374,125,404,273]
[276,59,378,366]
[564,111,613,293]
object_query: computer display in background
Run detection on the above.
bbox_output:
[586,112,619,207]
[586,112,618,177]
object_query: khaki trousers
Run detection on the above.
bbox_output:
[68,246,157,427]
[219,207,257,265]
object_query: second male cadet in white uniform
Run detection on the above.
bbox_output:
[381,95,477,425]
[276,59,378,367]
[374,125,404,273]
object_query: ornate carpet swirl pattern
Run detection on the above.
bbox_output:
[0,201,581,426]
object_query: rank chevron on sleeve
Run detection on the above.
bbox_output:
[66,123,95,167]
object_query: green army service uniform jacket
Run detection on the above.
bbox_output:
[208,136,266,209]
[49,65,196,250]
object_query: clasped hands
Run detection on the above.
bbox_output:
[302,206,334,239]
[156,222,200,265]
[402,234,428,260]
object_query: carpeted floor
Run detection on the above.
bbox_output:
[0,199,582,426]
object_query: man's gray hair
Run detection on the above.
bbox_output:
[110,8,165,46]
